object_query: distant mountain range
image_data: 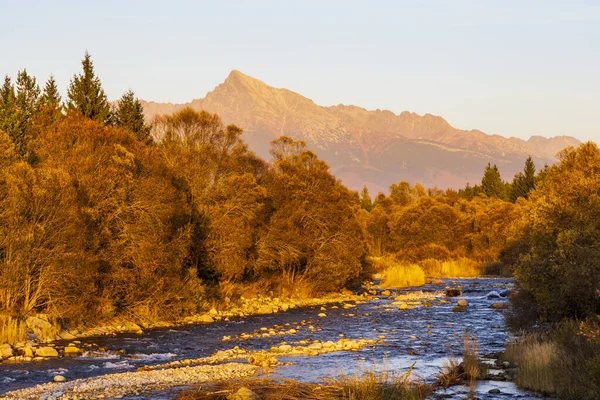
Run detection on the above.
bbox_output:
[140,70,580,193]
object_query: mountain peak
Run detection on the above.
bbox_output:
[223,69,267,88]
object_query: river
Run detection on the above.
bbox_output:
[0,278,543,399]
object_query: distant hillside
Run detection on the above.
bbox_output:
[141,70,580,193]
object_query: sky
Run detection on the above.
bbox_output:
[1,0,599,141]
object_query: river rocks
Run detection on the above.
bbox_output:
[26,315,53,334]
[452,306,467,312]
[53,375,66,382]
[19,346,34,358]
[488,388,501,394]
[120,322,143,335]
[487,291,501,299]
[445,288,461,297]
[457,299,468,307]
[64,346,82,356]
[381,290,391,296]
[256,305,273,314]
[58,331,77,341]
[35,346,58,357]
[1,343,13,358]
[318,313,326,317]
[228,387,260,400]
[491,302,508,309]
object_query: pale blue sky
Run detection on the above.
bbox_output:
[1,0,599,141]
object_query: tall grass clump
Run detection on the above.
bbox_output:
[336,362,431,400]
[371,257,425,288]
[177,366,432,399]
[418,258,482,278]
[503,333,556,394]
[0,315,26,344]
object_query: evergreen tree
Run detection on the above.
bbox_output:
[115,89,151,142]
[523,156,536,194]
[0,75,16,135]
[12,69,41,155]
[40,75,62,110]
[360,185,373,211]
[509,156,537,202]
[66,52,111,124]
[481,163,505,199]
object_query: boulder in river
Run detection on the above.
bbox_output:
[487,291,501,299]
[457,299,468,307]
[35,346,58,357]
[452,306,467,312]
[64,346,82,356]
[197,314,215,323]
[53,375,66,382]
[445,288,462,297]
[491,302,508,310]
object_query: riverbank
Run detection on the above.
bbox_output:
[0,287,375,364]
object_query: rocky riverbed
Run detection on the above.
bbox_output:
[0,278,544,399]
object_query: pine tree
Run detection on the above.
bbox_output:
[115,89,151,142]
[0,75,16,135]
[360,185,373,211]
[481,163,505,199]
[12,69,41,155]
[40,75,62,109]
[523,156,536,195]
[509,156,537,202]
[66,52,111,124]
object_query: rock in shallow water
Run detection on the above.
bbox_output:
[53,375,66,382]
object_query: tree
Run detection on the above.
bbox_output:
[360,185,373,211]
[510,156,536,202]
[66,52,111,124]
[514,142,600,322]
[40,75,62,110]
[115,89,151,142]
[481,163,505,199]
[12,69,41,155]
[0,76,16,136]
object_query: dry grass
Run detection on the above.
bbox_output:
[178,363,431,400]
[419,258,482,278]
[371,257,426,288]
[0,315,26,344]
[504,333,557,394]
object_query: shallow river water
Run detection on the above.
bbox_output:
[0,278,545,399]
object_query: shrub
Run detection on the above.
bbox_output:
[504,333,556,394]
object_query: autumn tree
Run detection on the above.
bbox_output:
[514,142,600,322]
[66,52,111,124]
[256,137,366,293]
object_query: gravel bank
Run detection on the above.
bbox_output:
[1,362,258,400]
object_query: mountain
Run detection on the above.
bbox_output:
[140,70,580,193]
